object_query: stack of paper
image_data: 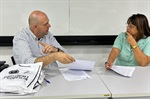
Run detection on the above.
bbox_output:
[68,60,95,70]
[60,60,95,81]
[59,68,91,81]
[111,66,135,77]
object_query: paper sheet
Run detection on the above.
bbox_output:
[59,68,91,81]
[68,60,95,70]
[111,66,135,77]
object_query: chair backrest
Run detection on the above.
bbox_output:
[11,56,16,65]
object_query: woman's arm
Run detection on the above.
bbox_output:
[126,32,149,66]
[105,47,120,69]
[132,47,149,66]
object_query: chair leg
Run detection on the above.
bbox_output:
[11,56,16,65]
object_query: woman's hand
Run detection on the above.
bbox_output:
[126,32,137,46]
[105,61,113,69]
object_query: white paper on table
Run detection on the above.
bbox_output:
[111,66,135,78]
[68,60,95,71]
[59,68,91,81]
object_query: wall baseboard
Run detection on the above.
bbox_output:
[0,35,117,46]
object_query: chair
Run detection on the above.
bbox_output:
[11,56,16,65]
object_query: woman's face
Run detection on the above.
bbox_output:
[126,23,139,38]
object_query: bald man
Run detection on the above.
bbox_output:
[13,10,75,68]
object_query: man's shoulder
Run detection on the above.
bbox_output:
[14,28,30,38]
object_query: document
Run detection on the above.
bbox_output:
[68,60,95,71]
[111,66,135,77]
[59,68,91,81]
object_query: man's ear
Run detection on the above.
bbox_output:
[33,24,38,29]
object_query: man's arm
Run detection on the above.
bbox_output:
[35,52,75,67]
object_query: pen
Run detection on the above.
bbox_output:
[44,78,50,84]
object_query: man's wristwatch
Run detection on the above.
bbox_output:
[57,48,60,52]
[105,62,108,64]
[54,46,60,52]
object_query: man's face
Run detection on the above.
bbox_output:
[37,15,51,37]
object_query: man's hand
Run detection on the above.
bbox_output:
[54,52,75,64]
[39,42,58,54]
